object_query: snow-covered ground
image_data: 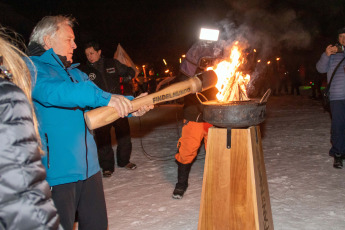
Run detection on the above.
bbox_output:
[102,90,345,230]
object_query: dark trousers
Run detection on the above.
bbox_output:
[51,172,107,230]
[330,100,345,156]
[290,82,300,95]
[94,117,132,171]
[278,79,289,94]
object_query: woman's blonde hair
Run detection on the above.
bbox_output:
[0,28,42,153]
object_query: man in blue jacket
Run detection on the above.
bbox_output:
[27,15,151,230]
[316,27,345,169]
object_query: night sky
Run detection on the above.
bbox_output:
[1,0,345,74]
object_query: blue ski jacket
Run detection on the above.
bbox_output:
[29,48,111,186]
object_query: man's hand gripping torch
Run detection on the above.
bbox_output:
[84,70,217,130]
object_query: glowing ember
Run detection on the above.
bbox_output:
[207,42,250,102]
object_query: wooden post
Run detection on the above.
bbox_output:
[198,126,274,230]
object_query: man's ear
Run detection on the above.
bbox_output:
[43,35,52,49]
[98,50,102,56]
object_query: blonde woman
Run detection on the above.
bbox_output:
[0,29,62,229]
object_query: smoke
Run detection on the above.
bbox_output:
[216,8,311,58]
[212,0,312,96]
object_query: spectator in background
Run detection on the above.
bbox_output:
[310,70,323,100]
[316,27,345,169]
[0,28,62,229]
[131,76,142,97]
[80,41,138,178]
[290,64,301,95]
[142,66,149,92]
[277,64,289,95]
[27,15,151,230]
[298,64,306,86]
[147,68,157,93]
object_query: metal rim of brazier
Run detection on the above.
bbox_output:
[203,99,266,128]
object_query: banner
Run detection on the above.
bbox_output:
[114,43,139,77]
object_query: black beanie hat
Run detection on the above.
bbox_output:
[337,27,345,35]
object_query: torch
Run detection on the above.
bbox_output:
[84,70,218,130]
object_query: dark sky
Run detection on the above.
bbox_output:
[1,0,345,73]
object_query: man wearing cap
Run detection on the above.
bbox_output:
[316,27,345,169]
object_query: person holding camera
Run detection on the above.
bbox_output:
[80,41,138,177]
[316,27,345,169]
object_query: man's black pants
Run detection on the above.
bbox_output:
[95,117,132,171]
[51,172,108,230]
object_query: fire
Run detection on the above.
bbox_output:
[208,42,250,102]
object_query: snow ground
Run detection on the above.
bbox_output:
[102,90,345,230]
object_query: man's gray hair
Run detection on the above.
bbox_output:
[29,15,76,46]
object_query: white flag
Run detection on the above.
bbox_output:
[114,43,139,77]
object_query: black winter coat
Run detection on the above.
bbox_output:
[80,57,135,95]
[0,78,62,230]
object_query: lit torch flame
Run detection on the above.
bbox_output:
[207,42,250,102]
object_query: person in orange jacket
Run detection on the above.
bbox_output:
[172,40,223,199]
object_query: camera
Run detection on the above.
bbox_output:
[199,57,216,69]
[335,44,344,53]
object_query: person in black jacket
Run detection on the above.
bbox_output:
[80,41,137,177]
[0,29,62,229]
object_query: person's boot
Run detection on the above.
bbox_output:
[333,155,343,169]
[172,161,192,199]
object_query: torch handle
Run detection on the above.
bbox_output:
[84,77,202,130]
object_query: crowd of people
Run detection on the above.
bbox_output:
[1,12,344,230]
[130,67,170,96]
[246,57,325,99]
[1,15,152,230]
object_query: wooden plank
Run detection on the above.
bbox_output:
[249,126,274,230]
[229,128,256,230]
[199,127,231,229]
[198,127,274,230]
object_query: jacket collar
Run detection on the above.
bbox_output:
[35,48,80,69]
[87,57,104,67]
[27,42,46,56]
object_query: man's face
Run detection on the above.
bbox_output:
[44,24,77,62]
[85,47,101,64]
[339,33,345,46]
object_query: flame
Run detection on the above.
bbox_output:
[208,42,250,102]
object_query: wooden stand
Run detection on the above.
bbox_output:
[198,126,274,230]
